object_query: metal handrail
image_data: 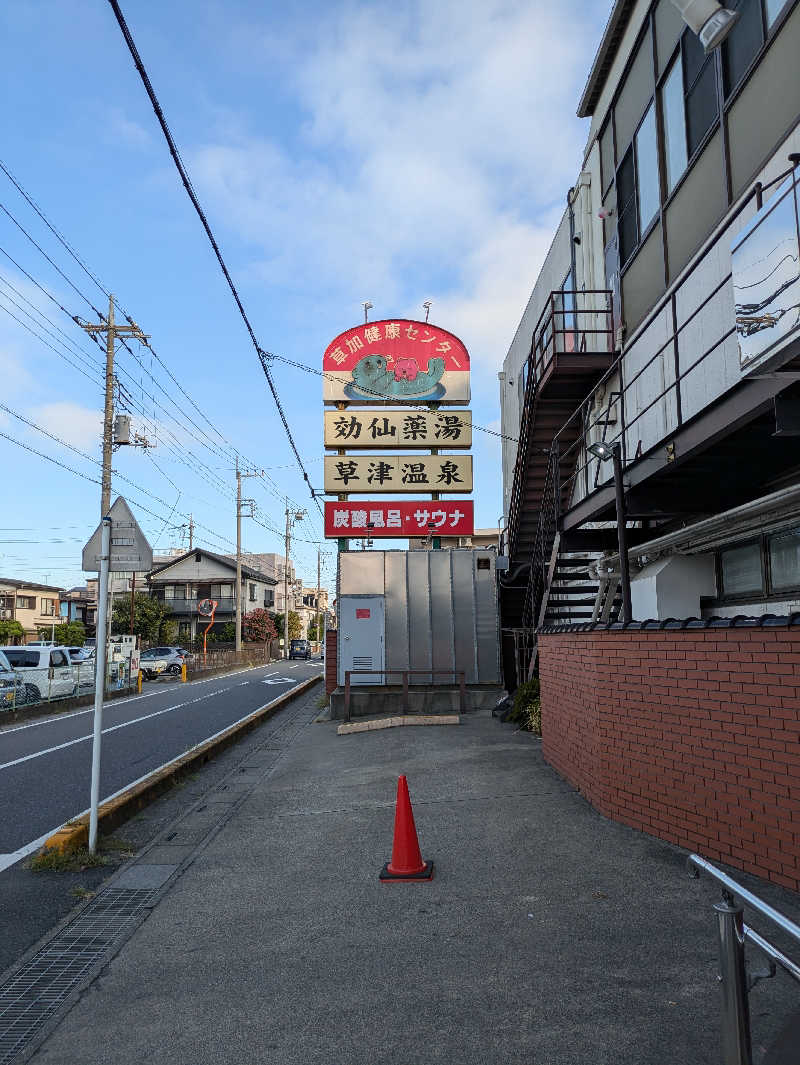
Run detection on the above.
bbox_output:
[687,853,800,1065]
[343,668,466,721]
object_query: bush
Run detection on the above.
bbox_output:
[509,678,541,734]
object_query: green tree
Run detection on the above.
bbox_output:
[272,611,303,640]
[0,619,25,643]
[111,593,171,643]
[159,618,178,644]
[37,620,85,646]
[218,621,236,642]
[243,608,277,643]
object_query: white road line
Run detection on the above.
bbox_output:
[0,680,313,873]
[0,685,235,771]
[0,663,278,735]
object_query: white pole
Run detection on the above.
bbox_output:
[89,516,111,854]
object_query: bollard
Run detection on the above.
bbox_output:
[714,898,752,1065]
[181,662,187,683]
[137,670,142,694]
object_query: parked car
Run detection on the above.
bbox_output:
[139,646,188,679]
[0,645,76,703]
[289,639,311,660]
[0,649,27,708]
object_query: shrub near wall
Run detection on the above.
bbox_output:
[538,623,800,892]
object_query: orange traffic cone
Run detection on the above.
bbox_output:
[379,775,434,882]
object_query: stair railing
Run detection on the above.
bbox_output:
[520,445,560,675]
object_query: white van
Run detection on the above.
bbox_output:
[0,646,76,702]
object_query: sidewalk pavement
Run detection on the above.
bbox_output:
[29,698,800,1065]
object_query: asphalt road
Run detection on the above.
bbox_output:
[0,659,322,869]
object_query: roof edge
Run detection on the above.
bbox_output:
[577,0,637,118]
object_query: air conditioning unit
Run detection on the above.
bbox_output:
[1,609,12,620]
[458,536,472,547]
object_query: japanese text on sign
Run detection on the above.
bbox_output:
[324,500,474,537]
[324,409,471,449]
[324,454,473,494]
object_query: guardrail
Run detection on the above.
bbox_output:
[688,853,800,1065]
[343,669,466,722]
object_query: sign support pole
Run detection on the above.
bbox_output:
[89,516,111,855]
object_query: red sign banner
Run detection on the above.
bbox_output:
[324,500,474,538]
[323,319,470,404]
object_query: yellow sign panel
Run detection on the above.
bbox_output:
[324,409,471,449]
[324,454,473,494]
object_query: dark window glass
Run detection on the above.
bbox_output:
[769,528,800,591]
[685,58,718,156]
[617,146,638,264]
[683,25,707,87]
[721,542,763,595]
[723,0,764,95]
[600,119,615,193]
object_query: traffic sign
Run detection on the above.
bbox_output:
[82,496,153,573]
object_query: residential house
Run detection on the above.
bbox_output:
[147,548,278,642]
[60,586,97,635]
[408,528,500,551]
[0,579,65,641]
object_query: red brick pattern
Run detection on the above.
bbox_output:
[325,630,337,694]
[538,629,800,892]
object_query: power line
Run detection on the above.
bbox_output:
[106,0,321,516]
[0,298,103,388]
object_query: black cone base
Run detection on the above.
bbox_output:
[379,860,434,882]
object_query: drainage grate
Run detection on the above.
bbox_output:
[0,889,154,1064]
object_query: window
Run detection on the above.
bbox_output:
[720,542,763,596]
[16,595,35,610]
[769,528,800,591]
[164,585,175,599]
[220,583,233,598]
[765,0,789,25]
[50,650,67,667]
[635,102,660,231]
[683,30,718,157]
[40,598,57,617]
[617,147,638,265]
[661,57,688,193]
[249,583,256,602]
[722,0,764,96]
[600,118,615,194]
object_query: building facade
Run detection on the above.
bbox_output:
[147,549,278,642]
[501,0,800,681]
[0,579,65,642]
[60,586,97,635]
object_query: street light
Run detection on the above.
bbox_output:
[670,0,739,54]
[588,441,632,623]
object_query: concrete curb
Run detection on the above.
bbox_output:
[337,714,460,735]
[41,675,321,856]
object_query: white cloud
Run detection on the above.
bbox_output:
[191,0,604,369]
[29,402,102,452]
[107,108,152,150]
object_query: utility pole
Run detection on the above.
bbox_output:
[188,514,194,550]
[80,295,148,517]
[283,500,306,658]
[235,460,259,654]
[316,548,321,653]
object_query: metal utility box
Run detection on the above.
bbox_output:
[337,549,501,688]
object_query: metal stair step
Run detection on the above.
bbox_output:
[547,597,597,607]
[548,584,598,594]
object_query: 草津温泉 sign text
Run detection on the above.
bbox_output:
[323,319,470,404]
[324,454,472,494]
[324,500,474,537]
[324,409,471,449]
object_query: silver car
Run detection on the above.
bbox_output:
[139,646,189,679]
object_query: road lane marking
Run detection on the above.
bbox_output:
[0,679,317,873]
[0,663,280,735]
[262,678,298,686]
[0,685,239,771]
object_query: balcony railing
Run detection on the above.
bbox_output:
[549,161,800,516]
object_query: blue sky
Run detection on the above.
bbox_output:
[0,0,608,596]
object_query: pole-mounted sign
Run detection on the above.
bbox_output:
[82,496,153,573]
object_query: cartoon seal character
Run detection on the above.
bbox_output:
[349,353,445,399]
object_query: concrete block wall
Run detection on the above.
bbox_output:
[538,627,800,891]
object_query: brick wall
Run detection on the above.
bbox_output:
[325,630,337,694]
[538,627,800,892]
